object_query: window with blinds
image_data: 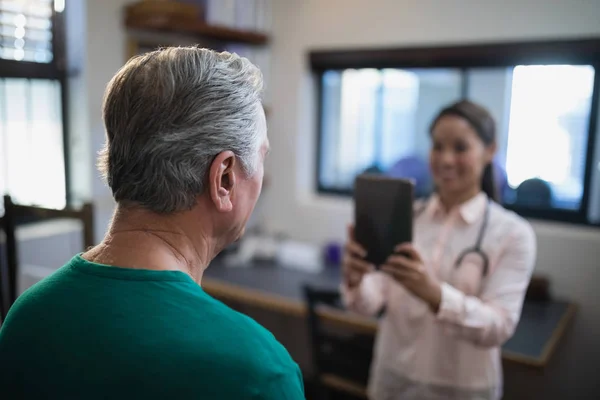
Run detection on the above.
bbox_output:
[0,77,65,209]
[0,0,54,63]
[0,0,67,211]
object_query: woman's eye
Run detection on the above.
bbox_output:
[455,143,468,153]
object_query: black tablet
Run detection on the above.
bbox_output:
[354,174,414,266]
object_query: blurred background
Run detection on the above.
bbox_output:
[0,0,599,399]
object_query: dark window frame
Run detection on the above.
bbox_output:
[310,38,600,226]
[0,7,71,211]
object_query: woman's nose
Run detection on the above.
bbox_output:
[438,150,456,166]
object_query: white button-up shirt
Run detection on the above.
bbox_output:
[341,193,537,400]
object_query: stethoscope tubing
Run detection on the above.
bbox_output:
[414,196,491,277]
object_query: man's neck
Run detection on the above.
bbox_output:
[83,205,216,283]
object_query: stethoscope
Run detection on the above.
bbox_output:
[414,196,491,277]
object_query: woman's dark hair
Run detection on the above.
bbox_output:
[429,100,498,202]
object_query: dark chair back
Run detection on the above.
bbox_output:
[0,198,17,322]
[515,178,553,208]
[304,285,374,399]
[386,155,432,199]
[0,226,4,324]
[0,195,94,321]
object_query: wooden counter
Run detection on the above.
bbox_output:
[203,260,576,368]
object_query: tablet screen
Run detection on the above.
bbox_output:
[354,174,414,266]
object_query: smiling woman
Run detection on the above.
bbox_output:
[341,98,537,400]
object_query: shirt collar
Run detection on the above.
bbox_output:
[426,192,488,224]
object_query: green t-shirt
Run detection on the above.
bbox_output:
[0,255,305,399]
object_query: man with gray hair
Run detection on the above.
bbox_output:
[0,47,305,399]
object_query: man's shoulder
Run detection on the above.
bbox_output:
[185,297,304,397]
[5,264,72,314]
[202,299,296,365]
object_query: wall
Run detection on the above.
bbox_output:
[264,0,600,398]
[84,0,138,240]
[65,0,91,206]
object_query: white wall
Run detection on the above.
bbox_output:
[83,0,138,240]
[264,0,600,398]
[65,0,91,206]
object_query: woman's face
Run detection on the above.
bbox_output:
[429,115,495,200]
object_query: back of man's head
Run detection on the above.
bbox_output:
[99,47,264,214]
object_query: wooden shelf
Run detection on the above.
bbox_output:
[125,17,269,46]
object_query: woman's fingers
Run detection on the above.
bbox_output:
[347,224,356,240]
[394,243,422,262]
[381,254,423,283]
[343,252,374,288]
[380,265,414,281]
[385,254,421,271]
[346,270,363,287]
[345,239,367,259]
[347,224,368,256]
[343,225,373,286]
[344,253,374,274]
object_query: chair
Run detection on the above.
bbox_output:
[362,164,384,175]
[514,178,553,208]
[386,155,431,198]
[0,218,6,321]
[0,195,94,320]
[304,285,374,400]
[0,200,17,322]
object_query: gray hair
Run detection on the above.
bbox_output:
[98,46,264,213]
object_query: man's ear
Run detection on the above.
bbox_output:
[208,151,237,212]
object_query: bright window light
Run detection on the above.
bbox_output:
[54,0,65,13]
